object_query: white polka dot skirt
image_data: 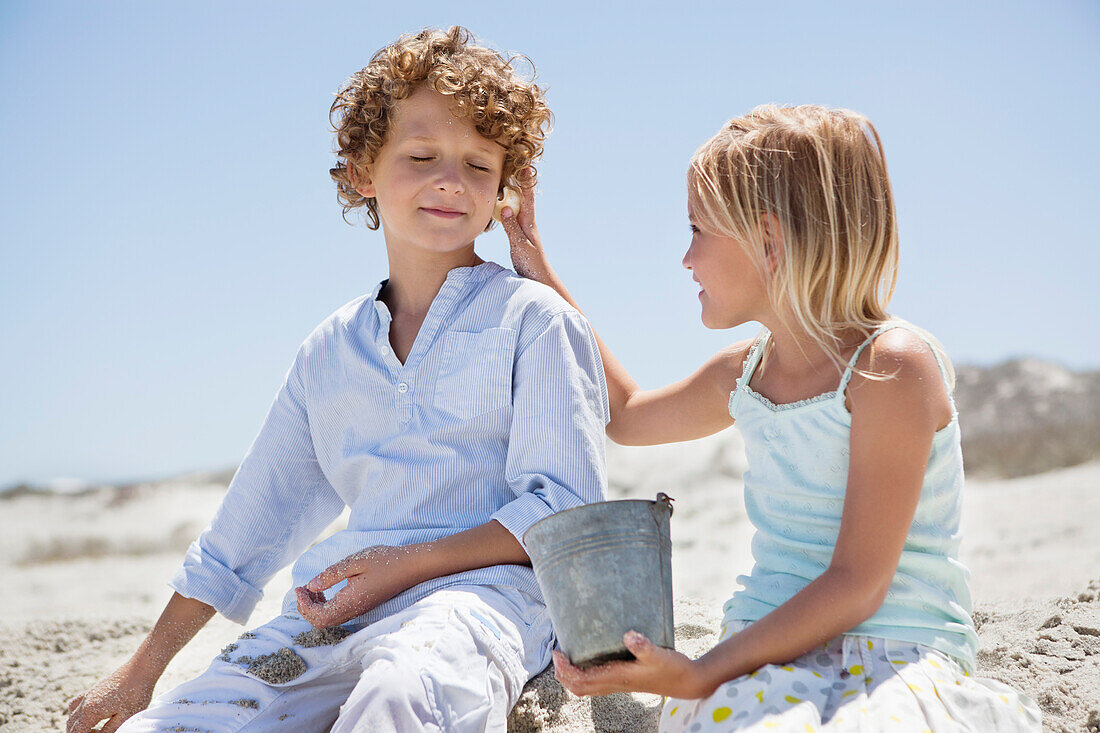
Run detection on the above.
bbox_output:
[659,621,1041,732]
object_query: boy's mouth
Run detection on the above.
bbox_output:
[421,207,465,219]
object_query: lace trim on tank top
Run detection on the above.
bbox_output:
[744,384,839,412]
[729,331,844,416]
[728,321,955,418]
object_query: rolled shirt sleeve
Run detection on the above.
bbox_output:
[169,349,345,624]
[491,309,610,550]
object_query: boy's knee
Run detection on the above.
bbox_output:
[335,658,441,732]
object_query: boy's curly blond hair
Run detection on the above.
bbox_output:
[329,26,553,230]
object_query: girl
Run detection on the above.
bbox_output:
[500,105,1041,731]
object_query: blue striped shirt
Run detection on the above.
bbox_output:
[170,261,610,626]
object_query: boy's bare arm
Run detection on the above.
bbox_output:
[295,519,527,628]
[68,592,216,733]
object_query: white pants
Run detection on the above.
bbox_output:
[119,585,554,733]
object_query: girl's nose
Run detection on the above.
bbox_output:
[682,245,693,270]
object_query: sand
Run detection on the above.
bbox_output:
[1,451,1098,731]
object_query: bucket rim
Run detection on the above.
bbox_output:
[522,496,671,546]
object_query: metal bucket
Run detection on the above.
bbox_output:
[523,493,674,668]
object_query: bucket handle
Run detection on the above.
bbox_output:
[651,492,675,646]
[650,492,674,522]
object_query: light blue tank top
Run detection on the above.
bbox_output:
[722,321,979,672]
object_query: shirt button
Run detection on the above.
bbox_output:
[397,382,409,393]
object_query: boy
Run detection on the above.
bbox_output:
[68,26,608,733]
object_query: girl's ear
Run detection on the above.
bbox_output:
[347,160,376,198]
[760,213,784,274]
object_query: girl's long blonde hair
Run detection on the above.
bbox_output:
[689,104,949,384]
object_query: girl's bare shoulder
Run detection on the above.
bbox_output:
[854,327,945,385]
[848,327,952,427]
[705,338,758,387]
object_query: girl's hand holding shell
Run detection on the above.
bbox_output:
[499,173,548,281]
[492,186,522,223]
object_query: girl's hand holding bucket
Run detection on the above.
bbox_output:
[553,630,715,699]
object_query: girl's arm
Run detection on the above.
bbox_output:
[501,186,740,446]
[554,328,953,698]
[67,593,216,733]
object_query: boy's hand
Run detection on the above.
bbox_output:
[295,545,418,628]
[501,167,549,281]
[552,631,714,700]
[66,658,157,733]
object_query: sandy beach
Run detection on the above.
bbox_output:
[1,427,1097,731]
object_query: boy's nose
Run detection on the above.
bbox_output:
[433,163,465,195]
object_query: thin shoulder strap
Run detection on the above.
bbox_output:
[728,329,770,418]
[837,321,953,393]
[740,330,770,384]
[837,323,894,393]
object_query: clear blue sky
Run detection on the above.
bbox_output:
[2,1,1097,487]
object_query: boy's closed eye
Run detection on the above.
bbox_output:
[408,155,493,173]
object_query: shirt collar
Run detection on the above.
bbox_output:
[369,261,503,303]
[364,261,504,341]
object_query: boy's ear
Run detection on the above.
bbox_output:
[347,160,376,198]
[760,213,784,274]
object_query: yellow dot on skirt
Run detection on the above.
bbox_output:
[755,690,765,702]
[805,725,818,733]
[712,707,733,722]
[669,706,678,716]
[849,665,863,675]
[785,695,803,704]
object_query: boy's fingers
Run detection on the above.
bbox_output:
[295,594,328,628]
[67,708,94,733]
[100,713,126,733]
[296,585,326,606]
[294,585,329,626]
[306,561,352,592]
[300,586,361,628]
